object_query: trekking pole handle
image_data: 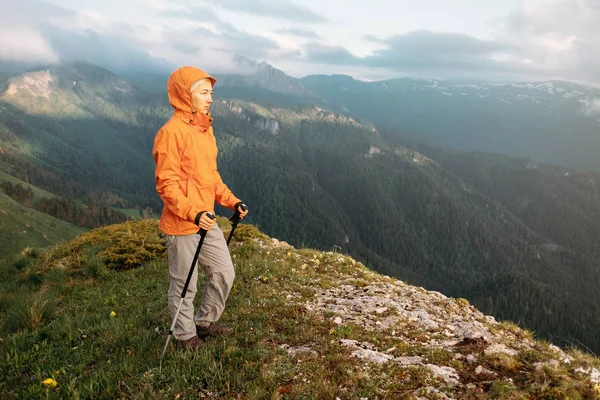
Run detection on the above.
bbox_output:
[196,212,216,234]
[230,204,247,223]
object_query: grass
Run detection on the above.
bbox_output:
[0,193,87,263]
[0,219,599,399]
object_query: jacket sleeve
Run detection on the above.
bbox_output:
[214,170,241,210]
[153,127,200,222]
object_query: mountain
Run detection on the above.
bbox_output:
[2,61,600,355]
[0,61,165,211]
[1,219,599,398]
[301,75,600,173]
[211,57,364,119]
[215,56,316,98]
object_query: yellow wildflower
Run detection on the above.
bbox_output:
[42,378,57,388]
[110,311,116,317]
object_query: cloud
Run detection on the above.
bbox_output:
[275,27,321,39]
[580,98,600,116]
[3,0,600,86]
[41,24,170,73]
[203,0,325,22]
[159,23,284,73]
[300,30,530,81]
[145,0,220,21]
[0,0,74,64]
[291,1,600,84]
[0,0,170,73]
[0,27,59,63]
[0,0,288,76]
[499,0,600,85]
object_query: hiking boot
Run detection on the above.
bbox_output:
[178,335,205,351]
[195,322,234,338]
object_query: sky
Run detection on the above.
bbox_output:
[1,0,600,85]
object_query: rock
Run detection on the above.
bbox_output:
[475,365,496,376]
[414,386,455,400]
[351,349,394,364]
[454,324,489,341]
[484,343,518,357]
[333,316,342,324]
[396,356,424,365]
[338,339,359,348]
[548,344,563,355]
[412,310,440,331]
[575,367,600,384]
[534,360,560,370]
[286,346,318,358]
[425,364,460,386]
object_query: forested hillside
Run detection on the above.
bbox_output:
[208,99,600,354]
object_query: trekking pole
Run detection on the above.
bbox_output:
[160,212,216,363]
[226,204,247,246]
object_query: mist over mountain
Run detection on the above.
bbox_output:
[1,60,600,356]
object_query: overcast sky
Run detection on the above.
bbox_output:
[1,0,599,85]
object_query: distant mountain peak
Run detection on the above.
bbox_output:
[216,57,317,98]
[1,60,140,119]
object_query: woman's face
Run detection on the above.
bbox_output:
[191,80,213,114]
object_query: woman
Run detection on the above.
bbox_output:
[153,66,248,350]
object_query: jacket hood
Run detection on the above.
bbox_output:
[167,66,216,128]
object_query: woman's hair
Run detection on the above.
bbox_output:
[190,78,210,93]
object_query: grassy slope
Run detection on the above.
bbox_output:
[0,219,598,399]
[0,194,87,262]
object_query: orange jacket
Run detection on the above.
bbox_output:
[152,66,241,235]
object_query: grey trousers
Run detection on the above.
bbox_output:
[164,223,235,341]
